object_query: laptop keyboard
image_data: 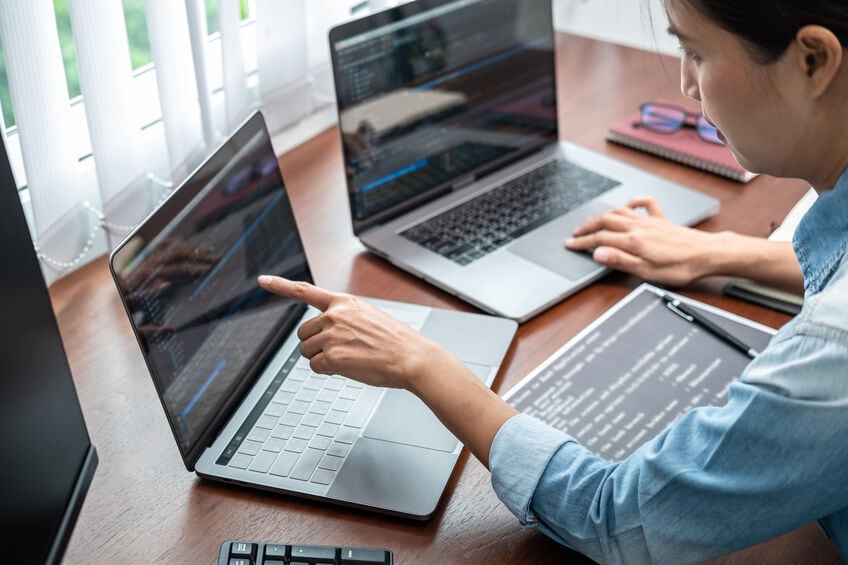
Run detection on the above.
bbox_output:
[220,540,393,565]
[400,159,621,265]
[217,306,426,487]
[227,363,380,484]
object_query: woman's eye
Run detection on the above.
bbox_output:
[680,46,702,63]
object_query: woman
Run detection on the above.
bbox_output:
[259,1,848,562]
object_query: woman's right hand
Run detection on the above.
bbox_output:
[256,276,453,391]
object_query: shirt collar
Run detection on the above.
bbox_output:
[792,166,848,295]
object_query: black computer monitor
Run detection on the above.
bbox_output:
[0,136,98,563]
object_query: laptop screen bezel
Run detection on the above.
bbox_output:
[329,0,559,235]
[108,111,309,470]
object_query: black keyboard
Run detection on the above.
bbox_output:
[219,540,393,565]
[401,158,621,265]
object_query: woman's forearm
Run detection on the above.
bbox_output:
[704,233,803,294]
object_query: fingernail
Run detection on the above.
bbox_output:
[564,238,575,247]
[594,248,609,263]
[258,275,272,285]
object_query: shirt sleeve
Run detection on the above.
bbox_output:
[489,324,848,564]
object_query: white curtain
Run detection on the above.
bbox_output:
[185,0,217,149]
[219,0,251,131]
[0,1,80,236]
[69,0,143,203]
[0,0,356,283]
[145,0,205,179]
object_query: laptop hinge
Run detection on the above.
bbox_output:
[451,174,476,191]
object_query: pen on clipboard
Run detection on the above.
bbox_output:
[661,293,760,359]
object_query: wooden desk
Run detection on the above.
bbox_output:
[54,35,839,564]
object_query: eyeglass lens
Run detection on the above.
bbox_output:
[640,103,722,144]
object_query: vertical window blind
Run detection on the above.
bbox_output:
[0,0,392,283]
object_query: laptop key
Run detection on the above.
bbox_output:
[294,388,318,402]
[318,454,344,471]
[264,402,286,418]
[310,468,335,485]
[324,377,345,391]
[290,448,324,481]
[228,453,253,469]
[301,412,323,427]
[303,376,326,390]
[246,427,271,443]
[293,425,316,441]
[309,435,332,451]
[339,386,361,401]
[237,440,262,456]
[273,391,295,405]
[324,409,346,425]
[345,387,381,428]
[284,437,308,453]
[288,400,310,414]
[333,398,354,412]
[335,426,359,445]
[280,412,302,427]
[255,414,278,429]
[316,422,341,437]
[248,450,277,473]
[270,423,295,440]
[263,437,285,453]
[269,451,299,477]
[327,442,350,458]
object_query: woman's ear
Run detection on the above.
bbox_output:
[794,25,843,98]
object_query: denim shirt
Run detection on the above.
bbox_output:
[489,170,848,564]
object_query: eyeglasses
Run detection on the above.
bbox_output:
[637,102,722,145]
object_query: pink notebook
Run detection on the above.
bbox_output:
[605,109,756,182]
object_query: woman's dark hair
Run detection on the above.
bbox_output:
[680,0,848,63]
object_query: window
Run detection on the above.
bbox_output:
[0,0,377,280]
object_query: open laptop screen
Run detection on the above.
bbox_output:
[111,113,310,466]
[330,0,556,233]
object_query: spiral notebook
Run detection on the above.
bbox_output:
[605,109,756,182]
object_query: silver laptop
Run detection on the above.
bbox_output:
[109,112,517,520]
[329,0,719,322]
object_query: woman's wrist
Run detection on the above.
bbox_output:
[696,230,750,279]
[401,339,459,396]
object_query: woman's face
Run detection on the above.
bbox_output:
[664,1,806,176]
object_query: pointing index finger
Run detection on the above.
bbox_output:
[257,275,337,311]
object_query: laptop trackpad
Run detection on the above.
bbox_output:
[507,200,613,280]
[362,389,458,453]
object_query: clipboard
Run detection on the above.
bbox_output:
[503,283,775,461]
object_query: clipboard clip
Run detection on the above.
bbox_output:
[660,291,759,359]
[664,297,695,322]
